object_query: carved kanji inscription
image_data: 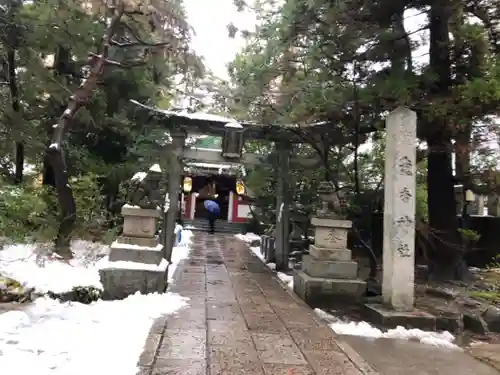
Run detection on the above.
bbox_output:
[399,187,412,203]
[397,156,413,176]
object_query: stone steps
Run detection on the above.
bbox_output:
[183,219,245,234]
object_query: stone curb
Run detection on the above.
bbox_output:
[272,270,381,375]
[239,239,381,375]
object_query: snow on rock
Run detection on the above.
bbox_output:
[249,244,263,261]
[110,241,163,251]
[314,308,460,350]
[277,272,294,289]
[0,240,107,294]
[97,258,169,271]
[131,171,147,181]
[0,292,188,375]
[122,204,140,209]
[235,232,260,244]
[149,164,161,172]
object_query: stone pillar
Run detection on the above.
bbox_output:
[364,108,434,330]
[163,131,185,262]
[275,140,291,271]
[99,205,167,299]
[488,195,500,216]
[382,107,417,311]
[454,185,464,215]
[475,195,485,216]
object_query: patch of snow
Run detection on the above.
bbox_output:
[186,161,233,170]
[180,112,236,123]
[277,272,294,289]
[97,257,169,271]
[0,292,188,374]
[122,204,140,209]
[131,172,147,181]
[167,229,193,284]
[235,232,260,244]
[164,193,170,212]
[244,234,457,350]
[314,309,460,350]
[224,122,243,128]
[149,164,161,172]
[0,227,197,374]
[249,245,263,260]
[110,241,163,251]
[0,241,107,294]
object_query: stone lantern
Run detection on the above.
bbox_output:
[222,122,244,158]
[293,180,365,304]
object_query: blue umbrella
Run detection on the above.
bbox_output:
[204,199,220,215]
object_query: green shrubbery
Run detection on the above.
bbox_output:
[47,286,103,304]
[0,173,116,243]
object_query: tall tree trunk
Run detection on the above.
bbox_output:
[46,5,126,257]
[8,49,24,184]
[4,2,23,184]
[426,1,470,280]
[426,134,468,279]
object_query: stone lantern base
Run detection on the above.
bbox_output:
[99,205,168,300]
[293,218,365,305]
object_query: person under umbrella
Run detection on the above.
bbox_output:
[204,199,220,234]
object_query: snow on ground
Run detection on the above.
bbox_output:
[0,230,195,294]
[235,232,260,244]
[236,232,460,350]
[0,240,107,294]
[0,293,188,375]
[315,309,460,350]
[0,229,194,375]
[168,228,193,283]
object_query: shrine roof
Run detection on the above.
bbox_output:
[131,100,377,143]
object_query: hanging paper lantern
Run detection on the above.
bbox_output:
[236,180,245,196]
[183,176,192,193]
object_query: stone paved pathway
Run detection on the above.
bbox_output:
[136,232,375,375]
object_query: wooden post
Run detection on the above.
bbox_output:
[275,140,291,271]
[163,131,185,262]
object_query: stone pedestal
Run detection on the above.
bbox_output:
[99,205,168,300]
[294,218,366,305]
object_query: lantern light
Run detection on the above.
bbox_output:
[183,176,192,193]
[236,180,245,196]
[465,189,474,202]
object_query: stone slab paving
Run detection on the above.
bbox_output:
[136,232,374,375]
[342,335,500,375]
